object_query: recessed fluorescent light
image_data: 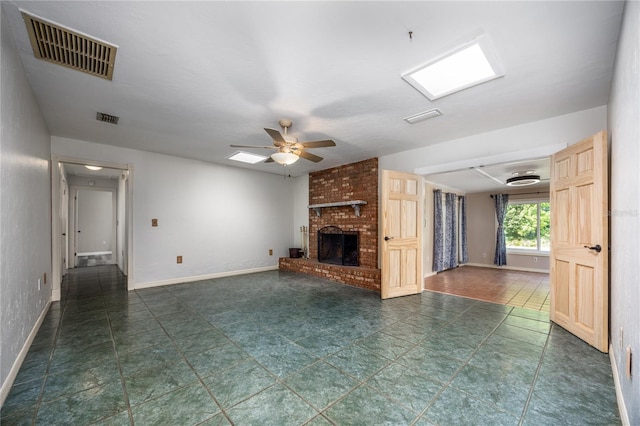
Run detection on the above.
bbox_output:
[404,108,442,124]
[402,35,504,101]
[227,151,268,164]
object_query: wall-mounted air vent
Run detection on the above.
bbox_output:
[96,112,119,125]
[21,11,117,80]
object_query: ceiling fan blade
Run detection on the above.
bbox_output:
[298,150,323,163]
[230,144,276,149]
[300,140,336,148]
[264,128,286,144]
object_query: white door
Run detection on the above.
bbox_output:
[61,178,69,271]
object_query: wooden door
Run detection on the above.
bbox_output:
[381,170,423,299]
[550,131,608,352]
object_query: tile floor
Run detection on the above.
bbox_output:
[1,266,619,425]
[424,266,550,312]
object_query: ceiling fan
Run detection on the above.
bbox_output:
[230,119,336,165]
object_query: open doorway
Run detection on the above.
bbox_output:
[420,155,552,311]
[51,156,134,300]
[71,187,116,268]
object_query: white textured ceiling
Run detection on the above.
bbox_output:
[3,1,623,190]
[425,157,551,193]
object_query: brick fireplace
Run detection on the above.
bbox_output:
[279,158,381,291]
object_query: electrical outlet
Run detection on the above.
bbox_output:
[177,255,183,264]
[152,218,158,227]
[269,249,273,256]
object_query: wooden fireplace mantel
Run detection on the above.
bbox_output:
[308,200,367,217]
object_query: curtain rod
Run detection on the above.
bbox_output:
[490,191,549,198]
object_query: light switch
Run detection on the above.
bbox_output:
[152,218,158,227]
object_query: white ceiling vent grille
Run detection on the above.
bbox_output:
[96,112,119,125]
[404,108,442,124]
[21,11,117,80]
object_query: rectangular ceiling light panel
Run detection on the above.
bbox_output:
[21,11,118,80]
[227,151,268,164]
[402,35,504,101]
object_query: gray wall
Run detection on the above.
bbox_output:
[608,1,639,423]
[52,136,295,288]
[466,189,550,272]
[0,7,52,402]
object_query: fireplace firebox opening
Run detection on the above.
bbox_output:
[317,226,359,266]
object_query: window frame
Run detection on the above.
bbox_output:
[504,198,550,256]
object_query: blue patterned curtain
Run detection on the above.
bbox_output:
[433,190,444,272]
[459,196,468,264]
[494,194,509,266]
[444,192,458,270]
[434,190,462,272]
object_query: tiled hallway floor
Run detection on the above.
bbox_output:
[2,266,619,425]
[424,266,550,312]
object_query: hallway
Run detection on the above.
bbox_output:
[1,267,619,425]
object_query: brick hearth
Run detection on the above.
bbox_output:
[279,158,381,292]
[279,258,381,292]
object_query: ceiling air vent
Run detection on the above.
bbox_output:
[21,11,117,80]
[96,112,119,125]
[404,108,442,124]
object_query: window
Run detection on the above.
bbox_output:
[504,200,550,253]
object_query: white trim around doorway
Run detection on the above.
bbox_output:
[51,155,135,300]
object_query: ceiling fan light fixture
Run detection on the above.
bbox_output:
[283,134,298,144]
[271,152,299,165]
[506,174,541,186]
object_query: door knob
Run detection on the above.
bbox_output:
[584,244,602,253]
[384,236,393,241]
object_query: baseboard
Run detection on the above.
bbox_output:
[0,299,51,407]
[609,343,630,426]
[134,265,279,290]
[464,263,549,274]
